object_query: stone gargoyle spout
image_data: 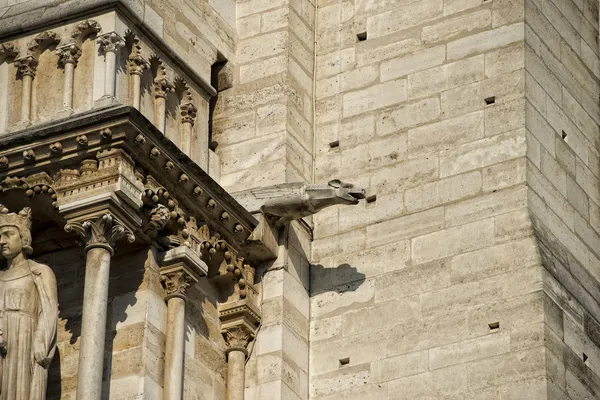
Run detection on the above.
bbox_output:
[253,179,366,224]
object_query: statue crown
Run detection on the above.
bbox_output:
[0,205,32,234]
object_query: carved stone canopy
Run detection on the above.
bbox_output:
[0,105,261,260]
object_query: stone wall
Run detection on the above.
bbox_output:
[308,0,551,398]
[525,0,600,396]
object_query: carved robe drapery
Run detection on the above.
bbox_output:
[0,259,57,400]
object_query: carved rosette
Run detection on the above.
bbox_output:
[180,102,198,125]
[56,43,82,68]
[222,326,254,356]
[14,56,38,78]
[65,213,135,254]
[97,32,126,54]
[160,270,196,299]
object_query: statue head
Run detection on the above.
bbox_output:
[327,179,366,205]
[0,205,33,259]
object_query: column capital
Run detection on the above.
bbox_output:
[219,299,261,356]
[180,102,198,125]
[56,43,82,68]
[154,78,175,99]
[14,56,38,78]
[128,54,150,76]
[65,213,135,254]
[97,32,125,54]
[159,245,208,300]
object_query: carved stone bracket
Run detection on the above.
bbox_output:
[71,20,102,44]
[127,38,150,76]
[27,31,61,56]
[65,213,135,254]
[159,245,208,299]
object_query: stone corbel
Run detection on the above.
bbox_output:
[97,32,125,106]
[56,43,82,113]
[127,37,149,110]
[159,245,208,400]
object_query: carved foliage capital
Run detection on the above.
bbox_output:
[98,32,125,54]
[160,269,195,298]
[154,78,174,98]
[65,213,135,254]
[15,56,38,78]
[127,39,149,76]
[180,102,198,125]
[56,43,82,68]
[72,20,102,42]
[222,325,254,353]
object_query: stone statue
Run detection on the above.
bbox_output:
[0,205,58,399]
[255,179,366,224]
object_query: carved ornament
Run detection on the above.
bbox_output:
[71,20,102,43]
[65,213,135,254]
[97,32,126,54]
[56,43,82,68]
[27,31,61,55]
[14,56,38,78]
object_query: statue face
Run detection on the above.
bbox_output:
[0,226,24,259]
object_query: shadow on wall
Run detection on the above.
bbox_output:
[309,263,366,297]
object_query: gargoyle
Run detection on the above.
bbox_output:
[253,179,366,225]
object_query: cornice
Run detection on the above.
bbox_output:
[0,105,257,253]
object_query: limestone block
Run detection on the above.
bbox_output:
[528,161,575,230]
[485,98,526,137]
[444,185,527,227]
[404,171,482,213]
[563,88,600,148]
[422,9,491,44]
[541,147,567,196]
[412,218,495,264]
[311,383,387,400]
[371,351,428,383]
[430,331,510,370]
[238,31,288,64]
[387,365,468,400]
[283,326,309,372]
[237,0,287,18]
[366,0,443,39]
[408,110,484,157]
[576,157,600,206]
[356,36,423,66]
[240,54,288,84]
[494,208,534,242]
[509,322,545,352]
[376,97,440,136]
[381,45,446,82]
[440,128,526,178]
[466,348,545,390]
[528,132,542,168]
[341,296,419,336]
[526,72,547,115]
[443,0,484,16]
[310,365,371,398]
[371,155,439,195]
[567,176,589,220]
[447,23,524,60]
[312,228,366,260]
[342,78,407,117]
[316,48,355,80]
[217,132,286,174]
[574,212,600,259]
[581,40,600,79]
[492,0,524,26]
[561,43,599,101]
[366,207,444,248]
[310,316,342,342]
[525,1,561,56]
[340,115,375,148]
[450,237,540,284]
[555,137,577,178]
[310,278,375,319]
[309,331,386,376]
[256,324,284,355]
[375,258,450,303]
[547,97,592,165]
[482,157,526,192]
[408,55,485,99]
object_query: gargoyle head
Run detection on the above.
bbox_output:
[328,179,366,205]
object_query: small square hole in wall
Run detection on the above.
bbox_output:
[339,357,350,367]
[583,353,589,366]
[357,32,368,41]
[484,96,496,105]
[488,322,500,331]
[366,194,377,208]
[562,130,567,140]
[329,140,340,150]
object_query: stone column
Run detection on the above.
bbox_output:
[14,56,37,124]
[56,43,81,113]
[65,213,135,400]
[180,102,197,156]
[153,78,173,133]
[220,300,261,400]
[97,32,125,103]
[127,44,149,110]
[160,246,208,400]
